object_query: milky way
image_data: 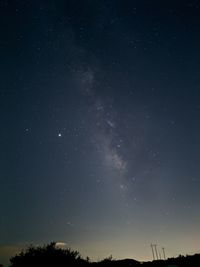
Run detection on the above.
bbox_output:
[1,1,200,266]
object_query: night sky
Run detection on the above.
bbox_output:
[1,0,200,265]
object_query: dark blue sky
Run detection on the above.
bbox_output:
[1,0,200,266]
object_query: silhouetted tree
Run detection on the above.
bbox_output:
[9,242,88,267]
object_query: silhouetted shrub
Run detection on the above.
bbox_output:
[9,242,88,267]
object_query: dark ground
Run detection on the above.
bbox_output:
[6,243,200,267]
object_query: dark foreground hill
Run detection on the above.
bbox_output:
[7,242,200,267]
[93,258,140,267]
[94,254,200,267]
[142,253,200,267]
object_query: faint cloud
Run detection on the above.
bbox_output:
[55,242,67,247]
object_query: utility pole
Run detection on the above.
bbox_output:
[150,244,155,261]
[153,244,159,260]
[162,247,166,260]
[158,250,162,260]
